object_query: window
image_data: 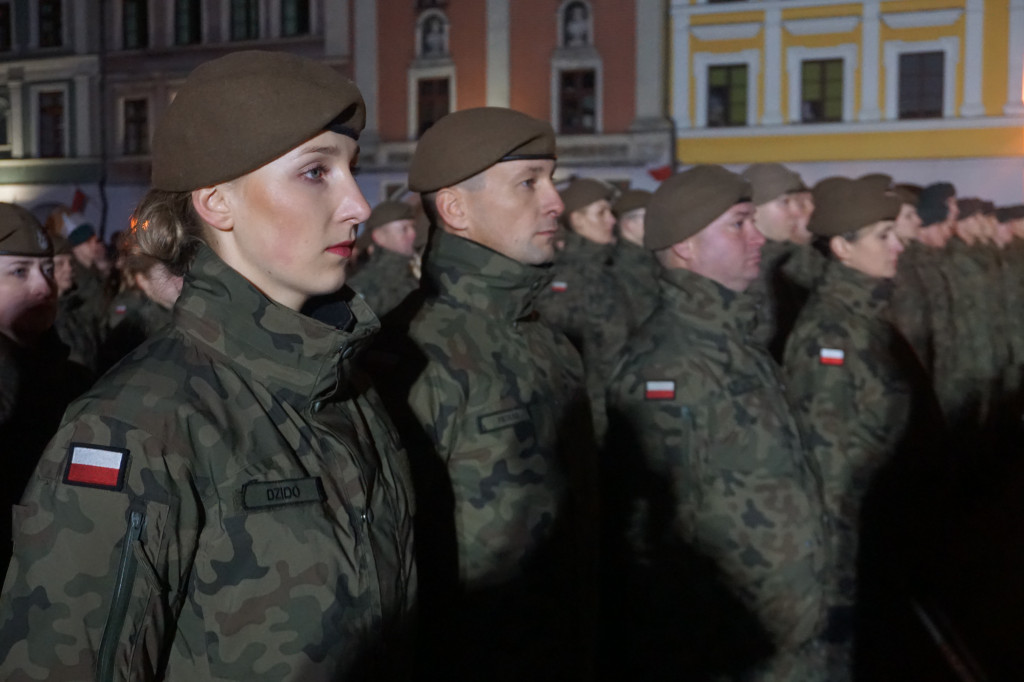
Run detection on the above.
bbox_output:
[123,0,148,49]
[416,77,449,138]
[39,0,62,48]
[0,97,10,148]
[174,0,201,45]
[801,59,843,123]
[707,64,747,127]
[231,0,259,41]
[123,98,148,155]
[38,90,65,157]
[559,69,596,134]
[281,0,309,37]
[0,3,12,52]
[898,51,943,119]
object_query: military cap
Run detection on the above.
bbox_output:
[613,188,653,217]
[956,198,980,219]
[152,50,365,192]
[995,205,1024,223]
[67,222,96,247]
[893,183,922,206]
[807,177,900,237]
[0,202,53,257]
[365,200,416,232]
[740,163,805,206]
[645,165,752,251]
[51,233,72,255]
[857,173,893,195]
[408,107,556,193]
[917,182,957,227]
[561,178,616,216]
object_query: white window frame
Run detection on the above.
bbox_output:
[118,93,151,158]
[693,49,759,128]
[551,51,603,134]
[557,0,593,48]
[29,0,70,50]
[113,0,154,50]
[883,36,959,120]
[415,8,448,59]
[164,0,208,47]
[0,94,11,152]
[221,0,266,42]
[407,63,456,140]
[786,44,857,124]
[29,82,70,158]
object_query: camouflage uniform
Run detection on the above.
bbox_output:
[55,284,102,372]
[888,241,933,371]
[613,239,660,326]
[783,262,941,679]
[749,241,825,361]
[369,230,594,680]
[607,267,829,681]
[534,230,636,438]
[0,246,417,682]
[99,289,174,372]
[348,247,419,318]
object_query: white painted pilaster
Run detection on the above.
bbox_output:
[632,0,668,129]
[486,0,510,107]
[353,0,379,143]
[74,73,90,157]
[960,0,985,117]
[9,80,23,158]
[858,0,882,122]
[762,7,783,125]
[1006,0,1024,115]
[671,11,691,129]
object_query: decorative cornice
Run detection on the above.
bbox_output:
[690,22,761,42]
[881,9,964,29]
[783,16,859,36]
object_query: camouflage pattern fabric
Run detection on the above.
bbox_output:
[368,230,595,680]
[607,267,829,681]
[0,245,416,682]
[749,240,824,362]
[613,239,660,327]
[1000,241,1024,399]
[55,286,102,372]
[534,230,636,440]
[348,247,419,319]
[889,241,933,371]
[99,289,174,372]
[71,259,111,330]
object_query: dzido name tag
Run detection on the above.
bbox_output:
[242,477,325,511]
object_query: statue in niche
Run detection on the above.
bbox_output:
[563,2,589,47]
[421,15,447,57]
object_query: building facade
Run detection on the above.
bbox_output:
[670,0,1024,201]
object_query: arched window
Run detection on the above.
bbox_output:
[560,1,591,48]
[416,10,448,59]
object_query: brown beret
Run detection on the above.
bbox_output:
[613,189,653,217]
[740,163,804,205]
[561,178,615,216]
[0,203,52,257]
[892,182,922,206]
[994,204,1024,223]
[645,165,752,251]
[365,200,415,232]
[857,173,893,195]
[408,107,556,193]
[808,177,901,237]
[51,234,72,255]
[956,198,981,219]
[152,51,365,192]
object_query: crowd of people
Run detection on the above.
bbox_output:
[2,49,1024,681]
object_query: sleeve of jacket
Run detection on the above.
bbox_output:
[0,409,199,682]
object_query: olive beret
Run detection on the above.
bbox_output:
[613,189,653,217]
[740,163,805,206]
[995,205,1024,223]
[408,107,556,193]
[956,198,981,219]
[0,202,52,257]
[561,178,616,215]
[152,51,365,192]
[917,182,957,226]
[51,233,72,255]
[645,165,752,251]
[365,200,415,232]
[808,177,901,237]
[857,173,893,195]
[893,183,922,206]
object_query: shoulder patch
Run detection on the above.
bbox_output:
[114,305,128,315]
[63,443,129,491]
[551,281,568,292]
[645,380,675,400]
[478,407,531,433]
[819,348,845,366]
[242,477,325,511]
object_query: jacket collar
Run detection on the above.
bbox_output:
[658,267,757,337]
[817,260,892,319]
[557,229,616,266]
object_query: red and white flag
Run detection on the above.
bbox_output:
[819,348,845,366]
[64,444,128,490]
[551,281,568,292]
[645,380,676,400]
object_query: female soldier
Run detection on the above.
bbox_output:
[0,51,416,681]
[782,177,944,681]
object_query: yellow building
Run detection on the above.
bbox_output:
[670,0,1024,200]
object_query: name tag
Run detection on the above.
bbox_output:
[242,477,325,511]
[478,407,531,433]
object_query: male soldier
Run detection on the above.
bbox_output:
[887,183,933,367]
[743,162,824,361]
[534,177,635,439]
[370,107,594,680]
[607,165,828,681]
[51,233,101,370]
[64,215,110,316]
[612,188,659,325]
[348,199,420,317]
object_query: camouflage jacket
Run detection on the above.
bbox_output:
[0,245,416,682]
[100,290,174,372]
[348,247,419,319]
[613,239,660,327]
[889,241,933,371]
[749,240,825,362]
[783,263,934,606]
[55,285,102,372]
[607,267,828,671]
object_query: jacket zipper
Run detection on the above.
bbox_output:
[97,509,145,682]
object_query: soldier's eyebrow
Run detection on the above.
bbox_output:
[297,144,342,157]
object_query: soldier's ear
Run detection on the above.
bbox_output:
[829,235,851,261]
[434,187,469,233]
[191,186,233,233]
[670,239,694,266]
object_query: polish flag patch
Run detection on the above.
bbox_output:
[819,348,845,366]
[63,444,129,491]
[551,281,568,292]
[645,380,676,400]
[114,305,127,315]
